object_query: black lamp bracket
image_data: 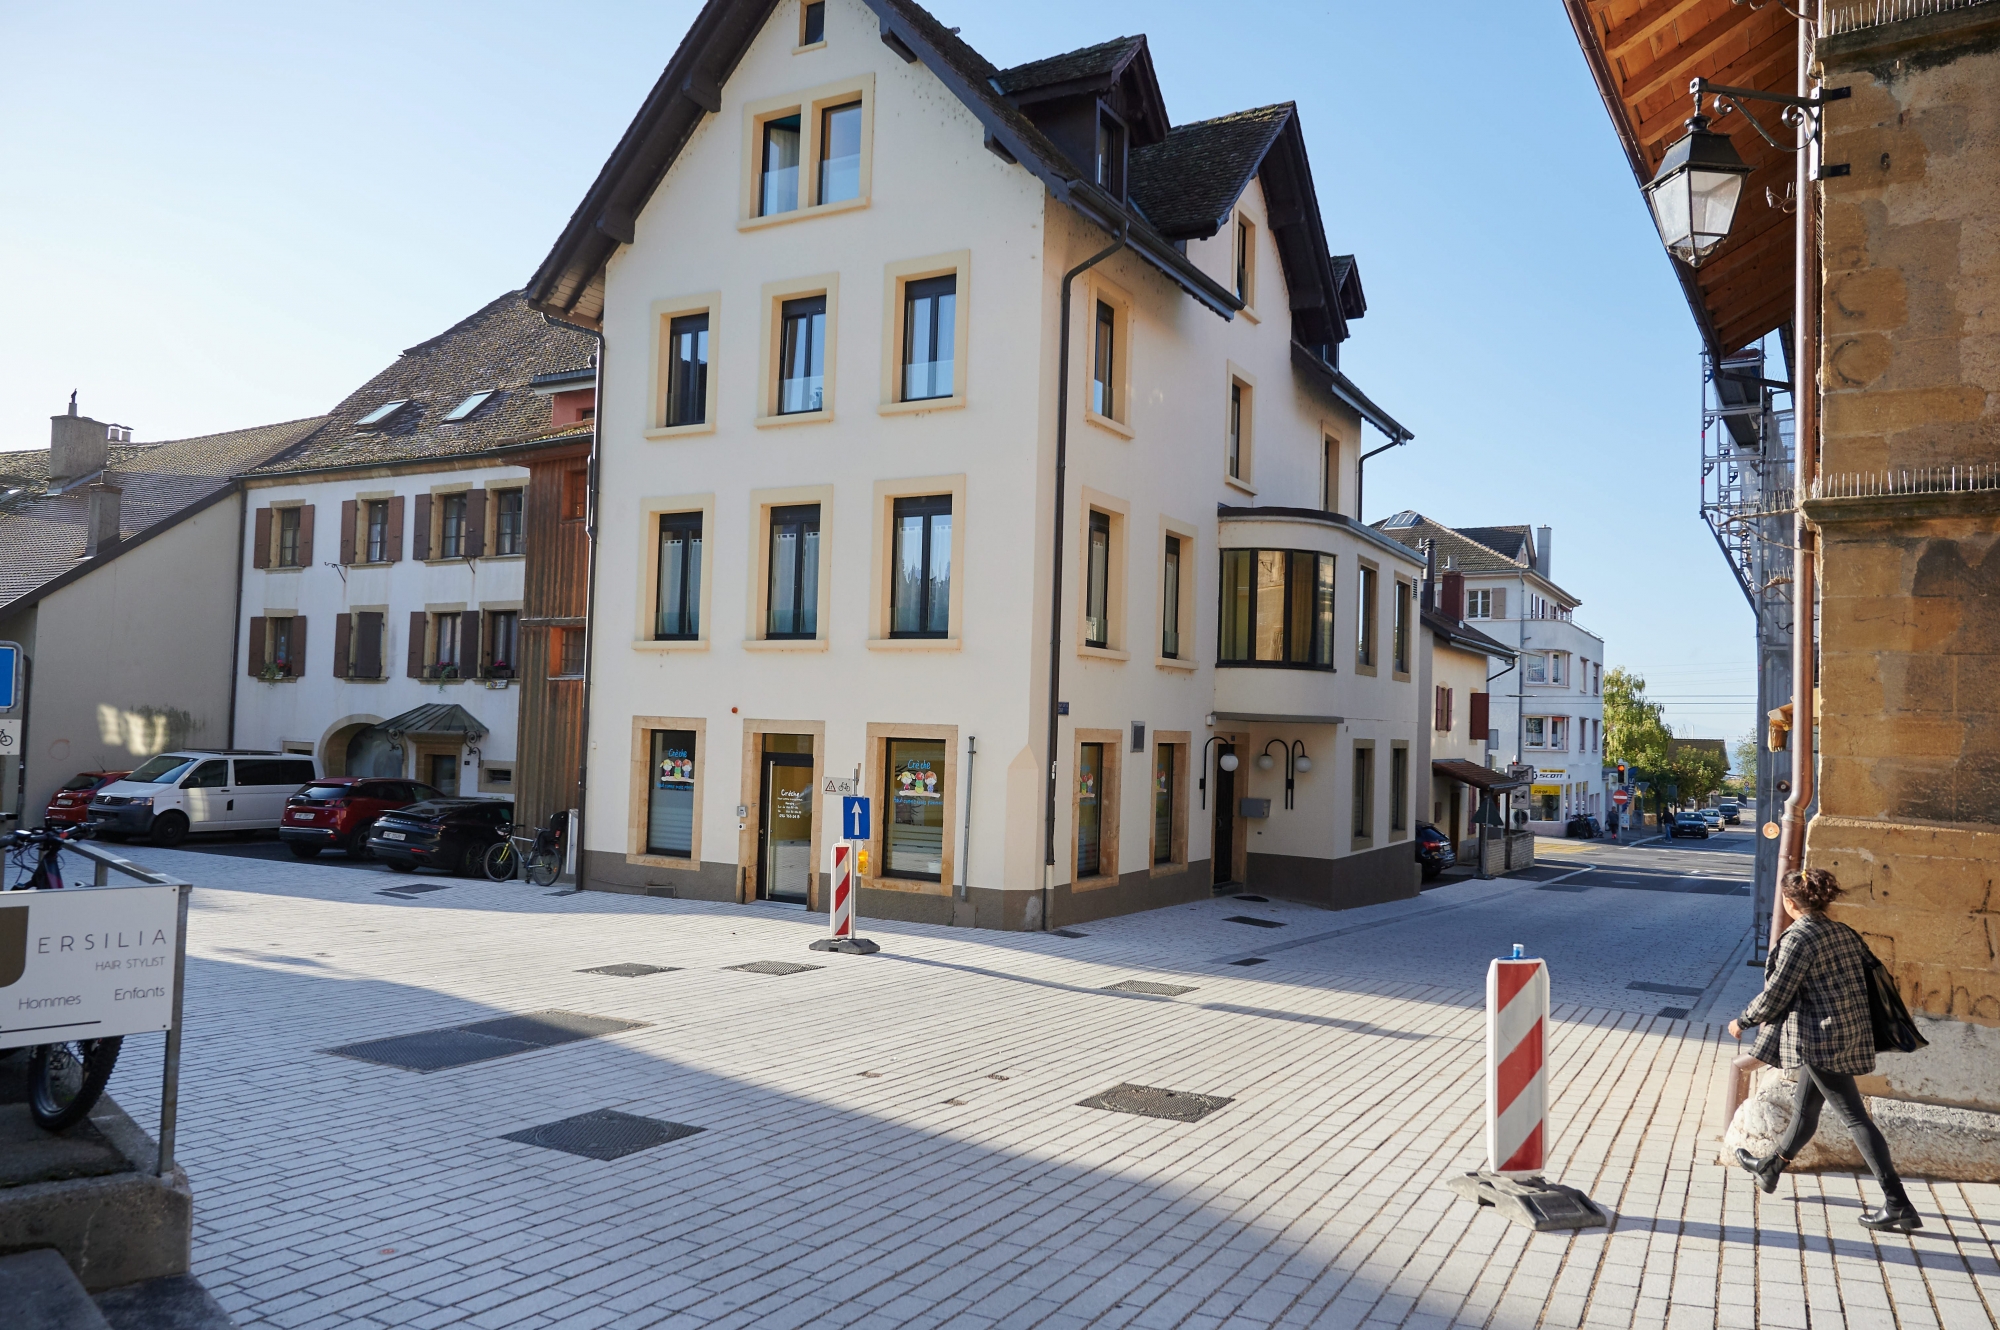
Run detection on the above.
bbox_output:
[1691,77,1850,155]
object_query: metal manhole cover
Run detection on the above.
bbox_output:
[1657,1007,1691,1020]
[377,883,452,898]
[580,963,681,978]
[1224,916,1285,928]
[502,1109,704,1161]
[1079,1083,1232,1123]
[460,1011,646,1047]
[728,961,823,976]
[1229,958,1268,967]
[1104,980,1198,997]
[1051,929,1088,938]
[328,1028,530,1072]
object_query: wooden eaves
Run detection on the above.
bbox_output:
[1563,0,1799,358]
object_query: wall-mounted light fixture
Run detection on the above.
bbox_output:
[1198,736,1239,809]
[1258,739,1312,810]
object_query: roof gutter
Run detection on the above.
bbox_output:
[1289,342,1410,443]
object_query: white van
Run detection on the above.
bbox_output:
[84,750,320,846]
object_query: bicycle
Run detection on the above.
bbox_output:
[482,812,565,887]
[5,826,123,1132]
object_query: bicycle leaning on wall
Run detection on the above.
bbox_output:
[482,811,566,887]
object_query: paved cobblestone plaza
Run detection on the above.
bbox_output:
[97,832,2000,1329]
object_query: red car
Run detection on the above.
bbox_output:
[279,777,442,859]
[46,771,129,827]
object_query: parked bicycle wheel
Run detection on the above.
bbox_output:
[29,1037,123,1131]
[482,841,518,882]
[524,848,561,887]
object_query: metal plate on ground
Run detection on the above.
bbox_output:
[579,963,681,978]
[1104,980,1198,997]
[1445,1170,1608,1232]
[1229,958,1268,967]
[1051,929,1088,938]
[727,961,822,976]
[1224,915,1285,928]
[502,1109,704,1161]
[1232,895,1269,902]
[1628,981,1704,997]
[377,883,452,898]
[1079,1083,1232,1123]
[326,1010,649,1073]
[460,1011,646,1047]
[1657,1007,1691,1020]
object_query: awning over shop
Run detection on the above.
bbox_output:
[1433,758,1528,792]
[380,703,489,741]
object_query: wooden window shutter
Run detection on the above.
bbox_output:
[1490,587,1507,620]
[339,501,357,565]
[357,612,383,679]
[1445,688,1454,733]
[386,496,405,562]
[297,505,315,566]
[478,610,493,675]
[463,489,487,559]
[408,612,428,678]
[1433,687,1444,731]
[1469,692,1490,742]
[247,616,266,674]
[289,617,306,677]
[333,613,352,679]
[412,494,433,561]
[252,508,272,569]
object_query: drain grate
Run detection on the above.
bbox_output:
[1224,916,1285,928]
[502,1109,703,1161]
[1628,981,1704,997]
[1229,958,1268,967]
[1051,929,1088,938]
[1232,895,1269,903]
[1079,1083,1232,1123]
[1104,980,1198,997]
[1656,1007,1691,1020]
[728,961,822,976]
[580,963,681,978]
[327,1009,648,1073]
[377,883,452,898]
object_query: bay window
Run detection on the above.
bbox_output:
[1218,548,1335,668]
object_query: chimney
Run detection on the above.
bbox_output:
[50,395,110,483]
[1441,570,1465,623]
[1535,525,1553,579]
[84,482,123,557]
[1421,539,1437,612]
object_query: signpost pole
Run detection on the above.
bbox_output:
[158,883,190,1176]
[812,796,878,955]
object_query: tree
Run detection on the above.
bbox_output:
[1660,742,1728,810]
[1604,668,1671,770]
[1733,732,1758,779]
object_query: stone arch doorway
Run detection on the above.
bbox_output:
[320,716,389,778]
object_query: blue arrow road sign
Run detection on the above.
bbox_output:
[842,797,871,841]
[0,644,17,710]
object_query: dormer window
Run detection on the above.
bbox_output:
[1095,108,1126,201]
[443,390,494,422]
[354,400,409,431]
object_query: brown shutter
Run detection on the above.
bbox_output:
[463,489,487,559]
[252,508,272,569]
[297,505,315,566]
[386,496,405,562]
[333,613,352,679]
[1490,587,1507,620]
[412,494,432,561]
[339,501,357,565]
[408,611,427,678]
[357,612,383,679]
[1469,692,1490,743]
[247,617,266,674]
[289,617,306,677]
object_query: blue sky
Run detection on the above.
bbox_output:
[0,0,1758,753]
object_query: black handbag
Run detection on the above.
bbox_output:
[1863,951,1929,1054]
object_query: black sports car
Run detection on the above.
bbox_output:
[1416,822,1456,881]
[367,799,513,876]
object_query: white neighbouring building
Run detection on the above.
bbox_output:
[1377,514,1607,834]
[232,295,596,822]
[526,0,1426,927]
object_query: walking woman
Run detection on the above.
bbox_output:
[1729,867,1921,1232]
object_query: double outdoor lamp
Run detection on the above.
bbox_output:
[1642,77,1848,269]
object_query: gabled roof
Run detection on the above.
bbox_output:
[1422,607,1516,662]
[1458,525,1533,563]
[247,293,596,479]
[0,417,325,615]
[1372,511,1581,605]
[993,36,1169,144]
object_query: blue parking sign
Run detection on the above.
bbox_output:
[841,797,871,841]
[0,643,17,711]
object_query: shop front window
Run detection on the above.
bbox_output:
[648,730,697,859]
[885,738,946,881]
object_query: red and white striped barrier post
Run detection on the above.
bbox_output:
[1486,945,1550,1175]
[810,839,879,955]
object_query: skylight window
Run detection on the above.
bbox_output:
[354,400,409,430]
[444,390,495,422]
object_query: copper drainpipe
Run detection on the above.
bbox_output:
[1774,5,1821,947]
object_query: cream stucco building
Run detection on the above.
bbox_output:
[528,0,1423,927]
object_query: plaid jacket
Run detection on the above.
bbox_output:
[1740,913,1877,1074]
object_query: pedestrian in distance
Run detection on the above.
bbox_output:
[1729,867,1921,1232]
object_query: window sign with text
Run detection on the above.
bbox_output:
[885,739,945,881]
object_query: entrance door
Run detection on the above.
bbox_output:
[1212,742,1236,886]
[759,748,814,904]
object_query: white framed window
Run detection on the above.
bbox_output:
[1524,652,1547,684]
[1549,717,1569,750]
[1466,588,1492,619]
[1225,362,1256,489]
[1550,651,1569,686]
[1525,716,1547,749]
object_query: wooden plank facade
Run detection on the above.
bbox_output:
[514,435,591,835]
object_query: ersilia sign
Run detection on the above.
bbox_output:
[0,883,182,1049]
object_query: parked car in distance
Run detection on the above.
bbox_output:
[1416,822,1456,881]
[367,799,513,876]
[85,750,319,845]
[45,771,128,827]
[1718,802,1741,825]
[1699,807,1723,829]
[1670,811,1711,839]
[280,778,444,859]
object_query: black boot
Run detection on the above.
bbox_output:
[1734,1147,1786,1194]
[1859,1186,1923,1233]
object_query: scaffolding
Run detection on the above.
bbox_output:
[1700,345,1794,963]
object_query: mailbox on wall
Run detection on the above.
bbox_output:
[1239,797,1271,819]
